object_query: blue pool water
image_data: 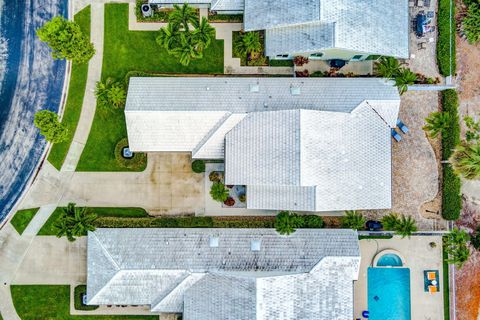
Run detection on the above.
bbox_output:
[377,253,403,267]
[368,267,411,320]
[0,0,67,223]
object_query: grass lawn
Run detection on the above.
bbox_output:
[47,6,91,170]
[10,208,39,235]
[11,285,157,320]
[76,3,224,171]
[37,207,148,236]
[443,240,450,320]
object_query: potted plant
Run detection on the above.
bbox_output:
[239,194,246,203]
[224,197,235,207]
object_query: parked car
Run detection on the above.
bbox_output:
[366,220,383,231]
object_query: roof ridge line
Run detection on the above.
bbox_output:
[151,272,194,311]
[92,232,121,271]
[88,270,121,304]
[192,112,232,158]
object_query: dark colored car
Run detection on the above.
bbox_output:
[366,220,383,231]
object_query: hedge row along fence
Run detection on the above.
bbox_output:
[441,90,462,220]
[437,0,456,76]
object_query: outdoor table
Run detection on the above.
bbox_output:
[416,13,427,36]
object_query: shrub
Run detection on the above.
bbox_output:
[239,194,246,203]
[223,197,235,206]
[442,90,461,160]
[233,31,263,66]
[209,171,223,182]
[395,215,417,238]
[212,217,275,228]
[423,112,451,139]
[210,182,229,202]
[437,0,456,75]
[443,166,463,220]
[449,142,480,180]
[114,138,147,171]
[381,213,400,230]
[34,110,68,143]
[302,215,324,228]
[471,226,480,250]
[444,228,470,268]
[465,115,480,142]
[36,16,95,63]
[275,211,303,235]
[95,78,126,109]
[95,216,214,228]
[376,56,401,78]
[293,56,309,66]
[74,285,98,310]
[269,59,294,67]
[463,3,480,44]
[341,210,365,230]
[295,70,309,77]
[191,160,205,173]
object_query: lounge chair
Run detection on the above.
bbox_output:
[397,119,409,134]
[428,285,438,293]
[427,271,437,281]
[391,129,402,142]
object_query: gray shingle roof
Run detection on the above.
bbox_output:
[125,77,399,153]
[225,104,393,211]
[87,228,360,318]
[243,0,321,31]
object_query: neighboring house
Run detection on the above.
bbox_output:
[87,228,361,319]
[149,0,243,14]
[148,0,409,60]
[125,77,400,212]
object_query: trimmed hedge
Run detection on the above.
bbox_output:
[74,285,98,311]
[437,0,456,76]
[191,160,206,173]
[268,59,294,67]
[441,90,462,220]
[208,14,243,22]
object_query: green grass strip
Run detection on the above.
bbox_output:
[443,239,451,320]
[11,285,157,319]
[76,3,224,172]
[48,6,91,170]
[10,208,39,235]
[437,0,456,76]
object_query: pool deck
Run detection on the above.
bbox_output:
[354,236,444,320]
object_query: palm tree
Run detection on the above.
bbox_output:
[107,84,126,108]
[449,142,480,180]
[210,182,230,202]
[156,23,181,52]
[54,213,75,242]
[192,17,215,52]
[395,68,417,94]
[173,34,202,66]
[423,112,450,139]
[169,3,198,31]
[395,215,417,238]
[275,211,304,235]
[341,210,365,230]
[95,78,114,108]
[381,213,399,230]
[234,32,262,65]
[53,203,97,242]
[444,228,471,268]
[376,57,401,78]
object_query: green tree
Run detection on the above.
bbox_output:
[381,213,400,231]
[192,17,216,51]
[95,78,126,109]
[302,215,324,228]
[53,203,97,242]
[423,112,450,138]
[449,142,480,179]
[464,115,480,142]
[169,3,198,31]
[275,211,303,235]
[394,68,417,94]
[395,215,417,238]
[36,16,95,63]
[463,3,480,44]
[444,228,471,268]
[234,32,262,65]
[156,23,181,51]
[210,182,229,202]
[341,210,365,230]
[173,33,203,66]
[376,57,401,78]
[34,110,68,143]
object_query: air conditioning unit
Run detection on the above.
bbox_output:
[141,4,152,17]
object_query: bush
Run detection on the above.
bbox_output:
[293,56,309,66]
[268,59,294,67]
[95,78,126,109]
[34,110,69,143]
[212,217,275,228]
[437,0,456,76]
[208,14,243,22]
[441,90,462,220]
[471,226,480,250]
[74,285,98,310]
[210,182,230,202]
[444,228,470,268]
[209,171,224,182]
[381,213,400,230]
[274,211,303,235]
[302,215,324,228]
[463,3,480,44]
[191,160,205,173]
[95,216,214,228]
[114,138,147,171]
[341,210,365,230]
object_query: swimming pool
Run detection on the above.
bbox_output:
[377,253,403,267]
[368,267,411,320]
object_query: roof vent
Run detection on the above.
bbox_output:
[209,236,219,248]
[250,84,260,92]
[263,102,268,108]
[290,86,301,95]
[206,87,210,91]
[251,239,261,251]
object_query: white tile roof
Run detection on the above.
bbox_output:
[87,228,360,319]
[210,0,244,11]
[225,105,394,211]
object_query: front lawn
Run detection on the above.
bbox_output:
[48,6,91,170]
[10,285,157,320]
[38,207,149,236]
[77,3,224,171]
[10,208,39,235]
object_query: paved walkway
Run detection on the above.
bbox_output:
[21,204,57,236]
[62,2,105,172]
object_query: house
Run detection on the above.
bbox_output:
[87,228,361,319]
[125,77,400,212]
[148,0,409,61]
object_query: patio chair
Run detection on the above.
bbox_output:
[418,42,427,50]
[427,271,437,281]
[397,119,409,134]
[391,129,402,142]
[428,285,438,293]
